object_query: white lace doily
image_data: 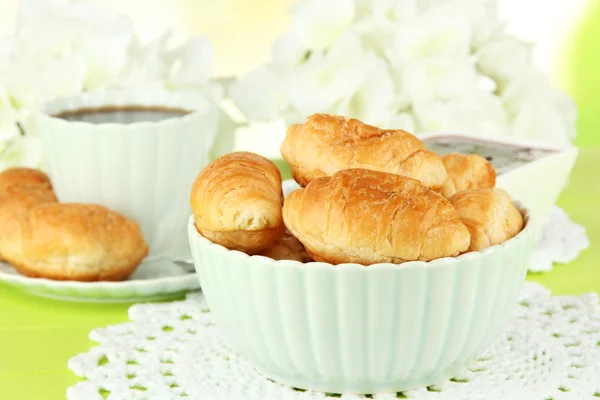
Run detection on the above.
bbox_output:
[67,282,600,400]
[530,207,590,272]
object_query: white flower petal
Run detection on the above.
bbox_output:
[291,0,355,50]
[510,101,570,146]
[477,35,533,84]
[169,36,214,85]
[413,90,508,135]
[548,90,578,141]
[0,135,43,170]
[386,111,416,132]
[354,0,398,18]
[229,66,288,121]
[500,68,551,117]
[386,8,471,65]
[108,33,172,90]
[271,33,307,68]
[402,54,478,104]
[354,19,397,59]
[336,55,395,125]
[287,33,365,116]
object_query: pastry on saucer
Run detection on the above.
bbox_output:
[1,203,148,281]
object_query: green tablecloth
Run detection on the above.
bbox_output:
[0,148,598,400]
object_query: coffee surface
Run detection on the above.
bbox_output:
[54,105,190,124]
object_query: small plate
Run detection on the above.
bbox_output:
[0,258,199,303]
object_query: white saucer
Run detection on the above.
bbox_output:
[0,257,200,303]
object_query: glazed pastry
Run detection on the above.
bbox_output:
[283,168,470,265]
[450,188,524,252]
[190,151,285,254]
[1,203,148,281]
[280,114,447,189]
[0,167,54,194]
[259,230,312,262]
[439,153,496,198]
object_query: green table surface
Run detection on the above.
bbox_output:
[0,148,598,400]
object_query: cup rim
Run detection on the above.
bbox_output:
[188,201,533,272]
[37,88,213,131]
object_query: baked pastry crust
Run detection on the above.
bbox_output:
[1,203,148,281]
[190,151,285,254]
[280,114,447,189]
[450,188,524,252]
[283,168,470,265]
[0,167,54,194]
[258,230,312,262]
[0,169,58,262]
[440,153,496,198]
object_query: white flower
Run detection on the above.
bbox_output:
[336,54,395,125]
[16,0,134,90]
[354,19,397,59]
[500,68,573,145]
[229,66,288,121]
[401,54,478,104]
[500,68,551,117]
[168,36,214,86]
[386,6,471,65]
[413,90,508,135]
[386,111,416,132]
[107,33,171,90]
[4,52,87,111]
[0,135,43,171]
[286,33,366,116]
[271,33,308,68]
[510,100,570,146]
[477,34,533,85]
[355,0,417,20]
[0,86,20,141]
[290,0,355,50]
[550,90,578,140]
[418,0,498,47]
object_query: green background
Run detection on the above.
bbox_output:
[0,150,598,400]
[565,1,600,146]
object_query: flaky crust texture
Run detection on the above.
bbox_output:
[258,230,312,262]
[190,151,284,254]
[1,203,148,281]
[450,188,524,252]
[280,114,447,189]
[0,169,58,262]
[283,169,470,265]
[440,153,496,198]
[0,168,54,194]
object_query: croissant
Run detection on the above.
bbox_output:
[1,203,148,281]
[283,168,470,265]
[280,114,447,189]
[450,188,524,251]
[440,153,496,198]
[190,151,285,254]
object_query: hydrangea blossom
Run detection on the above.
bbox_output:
[0,0,224,170]
[230,0,576,146]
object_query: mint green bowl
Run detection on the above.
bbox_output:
[188,180,534,394]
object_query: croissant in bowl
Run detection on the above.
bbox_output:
[281,114,447,190]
